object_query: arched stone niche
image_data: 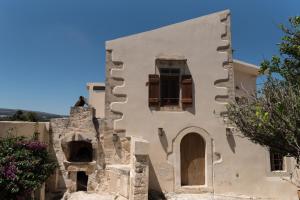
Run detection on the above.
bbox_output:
[61,132,98,162]
[168,126,213,193]
[67,141,93,162]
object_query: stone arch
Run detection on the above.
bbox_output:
[170,126,213,192]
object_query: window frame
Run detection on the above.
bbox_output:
[149,59,193,111]
[269,150,285,172]
[265,149,292,177]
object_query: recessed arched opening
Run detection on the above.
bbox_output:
[180,132,205,186]
[68,141,93,162]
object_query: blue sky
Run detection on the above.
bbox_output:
[0,0,299,115]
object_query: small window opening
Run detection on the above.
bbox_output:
[93,85,105,93]
[270,150,284,171]
[160,68,180,106]
[93,86,105,91]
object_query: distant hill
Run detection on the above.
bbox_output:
[0,108,67,121]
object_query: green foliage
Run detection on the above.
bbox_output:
[10,110,38,122]
[260,16,300,85]
[0,135,56,200]
[227,16,300,162]
[228,81,300,159]
[25,112,38,122]
[11,110,27,121]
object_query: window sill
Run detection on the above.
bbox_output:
[266,170,290,177]
[149,106,193,112]
[159,106,182,111]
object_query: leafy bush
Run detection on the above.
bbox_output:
[0,135,56,200]
[227,16,300,162]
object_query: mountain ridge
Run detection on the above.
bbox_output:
[0,108,67,121]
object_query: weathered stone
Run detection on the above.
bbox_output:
[49,107,103,195]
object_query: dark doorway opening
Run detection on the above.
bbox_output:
[77,171,88,191]
[68,141,93,162]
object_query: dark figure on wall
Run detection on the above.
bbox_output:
[74,96,88,107]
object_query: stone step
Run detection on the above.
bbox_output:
[66,191,116,200]
[166,193,259,200]
[166,193,214,200]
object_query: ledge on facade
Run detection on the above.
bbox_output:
[130,137,149,156]
[63,160,96,172]
[175,185,213,194]
[156,54,187,61]
[233,59,259,76]
[106,164,131,176]
[61,133,97,145]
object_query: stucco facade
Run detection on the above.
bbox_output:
[1,9,298,200]
[87,82,105,118]
[104,10,298,199]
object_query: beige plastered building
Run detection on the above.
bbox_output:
[1,9,298,200]
[90,9,298,199]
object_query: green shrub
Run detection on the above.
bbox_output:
[0,135,56,200]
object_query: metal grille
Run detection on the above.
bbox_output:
[270,150,284,171]
[159,68,180,106]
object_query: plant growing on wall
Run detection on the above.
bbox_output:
[0,133,56,200]
[227,17,300,162]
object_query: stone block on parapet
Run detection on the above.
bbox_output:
[131,137,149,156]
[70,106,96,119]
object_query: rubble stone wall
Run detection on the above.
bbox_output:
[49,107,103,195]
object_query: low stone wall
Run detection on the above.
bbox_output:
[106,164,131,199]
[98,137,150,200]
[0,121,49,142]
[130,137,149,200]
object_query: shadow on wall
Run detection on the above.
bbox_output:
[148,159,166,200]
[113,135,123,160]
[226,132,236,153]
[46,143,67,199]
[158,128,168,154]
[179,61,195,115]
[93,118,101,140]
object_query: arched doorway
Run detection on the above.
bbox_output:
[180,132,205,185]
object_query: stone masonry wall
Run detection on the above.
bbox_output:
[49,107,103,195]
[130,155,149,200]
[129,137,150,200]
[103,49,130,165]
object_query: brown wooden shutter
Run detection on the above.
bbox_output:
[181,75,193,108]
[148,74,160,107]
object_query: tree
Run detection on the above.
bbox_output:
[10,110,39,122]
[11,110,26,121]
[227,16,300,162]
[26,112,38,122]
[260,16,300,85]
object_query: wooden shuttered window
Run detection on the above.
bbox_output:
[148,74,160,107]
[181,75,193,108]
